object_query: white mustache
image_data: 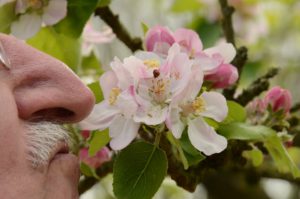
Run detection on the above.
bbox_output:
[25,122,71,168]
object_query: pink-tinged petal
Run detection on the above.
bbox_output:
[42,0,67,25]
[11,13,42,40]
[204,43,236,63]
[160,43,181,75]
[79,147,111,168]
[145,25,175,55]
[172,66,204,105]
[174,28,203,55]
[100,70,118,99]
[80,130,91,140]
[116,89,138,118]
[83,23,115,44]
[109,115,140,150]
[110,57,133,90]
[204,63,238,89]
[15,0,28,14]
[188,117,227,155]
[166,107,185,139]
[200,91,228,122]
[193,53,221,74]
[123,55,152,80]
[134,105,168,125]
[79,101,119,130]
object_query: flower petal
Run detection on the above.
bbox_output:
[42,0,67,25]
[174,28,203,54]
[200,91,228,122]
[204,43,236,63]
[11,13,42,40]
[134,105,168,125]
[79,101,119,130]
[109,115,140,150]
[166,107,185,139]
[100,70,118,99]
[110,57,133,90]
[188,117,227,155]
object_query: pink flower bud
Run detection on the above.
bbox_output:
[81,130,90,140]
[79,147,111,169]
[145,26,175,55]
[264,86,292,114]
[204,64,238,89]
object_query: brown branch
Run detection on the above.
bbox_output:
[236,68,279,106]
[94,6,143,52]
[219,0,236,46]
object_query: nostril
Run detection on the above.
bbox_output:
[31,108,75,122]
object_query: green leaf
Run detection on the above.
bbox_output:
[80,162,99,179]
[218,122,273,141]
[179,130,206,166]
[242,149,264,167]
[219,122,300,178]
[88,129,110,156]
[54,0,99,38]
[0,2,17,33]
[222,101,247,124]
[82,53,103,75]
[141,22,149,35]
[171,0,202,13]
[97,0,111,7]
[87,81,104,103]
[27,27,80,72]
[113,141,168,199]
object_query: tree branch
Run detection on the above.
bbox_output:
[218,0,236,46]
[236,68,279,106]
[94,6,143,52]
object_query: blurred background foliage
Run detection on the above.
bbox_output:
[2,0,300,198]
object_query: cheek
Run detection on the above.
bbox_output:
[0,83,26,179]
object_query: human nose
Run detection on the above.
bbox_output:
[9,37,95,123]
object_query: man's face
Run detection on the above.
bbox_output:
[0,34,95,198]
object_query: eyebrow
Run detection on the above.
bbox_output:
[0,40,11,70]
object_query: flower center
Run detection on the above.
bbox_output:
[192,96,206,115]
[148,78,170,103]
[109,87,121,105]
[143,59,160,69]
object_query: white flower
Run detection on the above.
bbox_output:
[10,0,67,39]
[166,67,228,155]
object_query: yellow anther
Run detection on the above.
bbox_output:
[143,59,160,69]
[27,0,43,9]
[192,96,206,114]
[109,87,121,105]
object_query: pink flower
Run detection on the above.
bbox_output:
[264,86,292,114]
[145,26,175,55]
[204,63,238,89]
[81,130,90,140]
[79,147,111,169]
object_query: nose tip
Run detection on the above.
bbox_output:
[4,34,96,123]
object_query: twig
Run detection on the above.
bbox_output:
[219,0,236,46]
[94,6,143,52]
[236,68,279,106]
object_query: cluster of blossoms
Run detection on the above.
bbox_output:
[1,0,67,39]
[247,86,292,124]
[80,26,239,156]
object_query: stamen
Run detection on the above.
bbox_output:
[109,87,121,105]
[192,96,206,114]
[143,59,160,69]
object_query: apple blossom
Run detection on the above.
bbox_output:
[264,86,292,114]
[3,0,68,39]
[80,65,140,150]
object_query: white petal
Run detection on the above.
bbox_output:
[200,91,228,122]
[100,70,118,99]
[11,13,42,40]
[110,57,133,90]
[134,105,168,125]
[204,43,236,63]
[15,0,28,14]
[193,53,221,74]
[79,101,119,130]
[188,117,227,155]
[166,108,185,139]
[116,89,138,118]
[109,115,140,150]
[42,0,67,25]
